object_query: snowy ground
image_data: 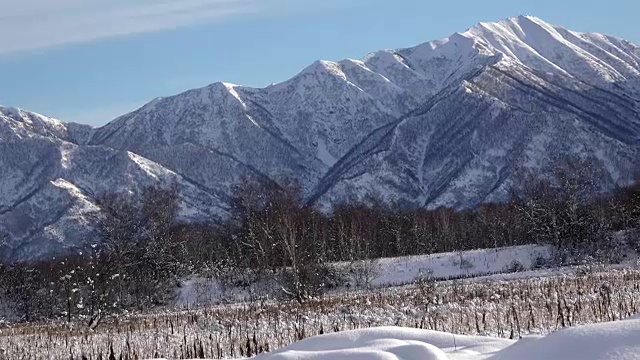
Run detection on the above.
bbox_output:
[362,245,552,287]
[250,316,640,360]
[3,267,639,359]
[177,245,553,307]
[3,244,638,359]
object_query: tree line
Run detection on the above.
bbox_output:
[1,159,639,322]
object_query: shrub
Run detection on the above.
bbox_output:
[506,260,526,273]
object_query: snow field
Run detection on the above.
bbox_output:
[361,244,552,287]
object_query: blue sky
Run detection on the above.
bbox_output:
[1,0,638,126]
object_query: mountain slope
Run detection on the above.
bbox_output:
[311,61,639,208]
[83,27,501,195]
[310,16,640,207]
[1,15,639,260]
[0,107,229,260]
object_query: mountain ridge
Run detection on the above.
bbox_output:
[1,15,639,260]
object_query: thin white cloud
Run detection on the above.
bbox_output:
[0,0,265,53]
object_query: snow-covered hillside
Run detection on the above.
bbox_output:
[363,245,552,287]
[0,106,229,260]
[1,15,640,259]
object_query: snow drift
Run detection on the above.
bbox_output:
[251,317,640,360]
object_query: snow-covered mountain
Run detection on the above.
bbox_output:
[0,107,230,260]
[2,16,639,260]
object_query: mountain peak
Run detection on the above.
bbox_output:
[298,60,345,78]
[473,15,555,31]
[1,105,27,120]
[465,14,559,40]
[513,14,548,24]
[210,81,240,90]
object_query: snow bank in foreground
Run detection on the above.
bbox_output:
[250,317,640,360]
[251,326,512,360]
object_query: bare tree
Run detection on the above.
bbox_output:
[95,184,182,310]
[232,178,338,301]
